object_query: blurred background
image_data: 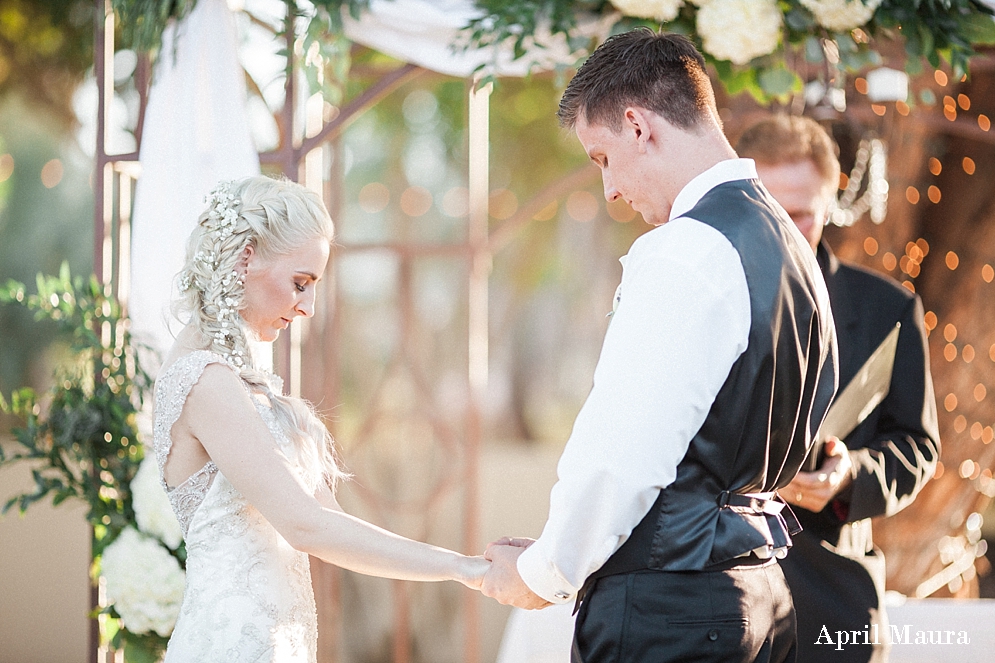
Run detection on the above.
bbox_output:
[3,1,995,662]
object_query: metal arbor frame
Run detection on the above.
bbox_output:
[92,2,492,662]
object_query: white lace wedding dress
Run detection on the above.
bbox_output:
[153,351,318,662]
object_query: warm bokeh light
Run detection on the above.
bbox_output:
[905,186,920,204]
[923,311,937,330]
[916,238,930,256]
[896,101,910,116]
[927,185,941,203]
[954,415,967,433]
[0,153,12,182]
[944,343,957,362]
[972,422,984,440]
[863,237,878,256]
[839,172,849,190]
[934,461,945,479]
[945,251,959,270]
[906,242,923,262]
[40,159,63,188]
[488,188,519,220]
[990,343,995,362]
[963,344,975,362]
[532,199,558,221]
[982,264,994,283]
[935,70,949,86]
[871,104,887,117]
[974,383,987,402]
[855,77,868,94]
[945,393,958,412]
[358,182,390,214]
[944,323,957,342]
[984,427,994,444]
[882,252,897,271]
[902,281,915,293]
[959,459,977,479]
[400,185,433,217]
[958,93,971,110]
[928,157,942,176]
[566,190,599,223]
[943,106,957,122]
[979,114,991,132]
[441,186,469,218]
[963,157,976,175]
[606,198,636,223]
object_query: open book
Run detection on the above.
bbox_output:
[802,322,902,472]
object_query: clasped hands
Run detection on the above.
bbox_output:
[783,436,853,512]
[464,536,553,609]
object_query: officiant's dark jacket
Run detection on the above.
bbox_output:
[781,242,941,663]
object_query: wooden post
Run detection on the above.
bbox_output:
[463,78,492,663]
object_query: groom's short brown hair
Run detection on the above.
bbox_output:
[558,28,716,131]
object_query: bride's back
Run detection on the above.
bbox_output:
[153,176,339,662]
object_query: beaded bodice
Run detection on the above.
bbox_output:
[152,350,317,662]
[153,351,224,536]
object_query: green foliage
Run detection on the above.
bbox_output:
[110,0,196,52]
[465,0,598,61]
[873,0,995,80]
[0,0,94,127]
[0,263,151,557]
[456,0,995,103]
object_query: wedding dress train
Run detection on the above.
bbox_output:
[153,350,318,662]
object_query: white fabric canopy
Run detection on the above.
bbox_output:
[342,0,612,78]
[130,0,261,362]
[128,0,609,369]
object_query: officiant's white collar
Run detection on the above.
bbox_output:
[668,158,758,223]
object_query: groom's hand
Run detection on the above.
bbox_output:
[481,544,552,610]
[486,536,535,551]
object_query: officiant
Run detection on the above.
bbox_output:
[737,115,941,663]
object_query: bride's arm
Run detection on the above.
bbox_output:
[181,364,487,588]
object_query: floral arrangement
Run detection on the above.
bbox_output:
[0,265,183,662]
[110,0,995,104]
[464,0,995,101]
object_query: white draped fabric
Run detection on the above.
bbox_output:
[128,0,594,367]
[342,0,591,78]
[129,0,260,363]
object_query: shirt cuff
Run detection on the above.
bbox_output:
[516,541,579,605]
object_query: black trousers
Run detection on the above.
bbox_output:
[572,561,796,663]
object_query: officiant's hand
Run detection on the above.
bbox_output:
[481,544,552,610]
[784,437,853,512]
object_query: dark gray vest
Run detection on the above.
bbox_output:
[593,178,837,579]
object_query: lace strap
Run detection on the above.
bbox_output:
[152,350,231,486]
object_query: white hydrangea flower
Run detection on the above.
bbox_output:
[697,0,782,65]
[610,0,685,22]
[102,527,185,637]
[801,0,881,33]
[132,455,183,550]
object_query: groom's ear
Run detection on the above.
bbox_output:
[623,107,653,150]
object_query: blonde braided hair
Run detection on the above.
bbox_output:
[174,176,345,488]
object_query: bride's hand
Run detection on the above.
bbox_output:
[456,555,490,591]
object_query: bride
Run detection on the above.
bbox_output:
[153,175,488,661]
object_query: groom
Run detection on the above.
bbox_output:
[481,29,838,662]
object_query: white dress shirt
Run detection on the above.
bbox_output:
[516,159,762,604]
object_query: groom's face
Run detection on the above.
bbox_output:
[575,111,666,226]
